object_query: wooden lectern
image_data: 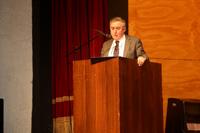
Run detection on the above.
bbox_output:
[73,57,163,133]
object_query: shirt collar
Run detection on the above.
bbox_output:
[115,34,125,43]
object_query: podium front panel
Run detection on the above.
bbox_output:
[73,57,163,133]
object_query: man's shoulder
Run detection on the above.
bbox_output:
[103,39,113,45]
[126,34,140,40]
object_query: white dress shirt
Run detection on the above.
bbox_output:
[108,35,126,57]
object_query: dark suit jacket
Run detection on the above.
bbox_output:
[101,35,148,59]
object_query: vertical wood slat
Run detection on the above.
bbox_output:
[73,58,120,133]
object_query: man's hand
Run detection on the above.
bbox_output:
[137,56,146,66]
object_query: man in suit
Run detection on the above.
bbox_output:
[101,17,148,66]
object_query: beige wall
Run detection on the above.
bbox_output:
[129,0,200,130]
[0,0,32,132]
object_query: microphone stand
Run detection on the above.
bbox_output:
[73,35,101,55]
[66,31,111,61]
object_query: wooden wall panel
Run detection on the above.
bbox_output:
[128,0,200,131]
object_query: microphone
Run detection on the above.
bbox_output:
[95,29,112,38]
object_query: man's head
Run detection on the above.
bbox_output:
[110,17,126,41]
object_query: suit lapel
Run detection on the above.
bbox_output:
[105,40,113,56]
[123,35,131,57]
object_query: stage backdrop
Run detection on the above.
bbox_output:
[129,0,200,130]
[51,0,108,132]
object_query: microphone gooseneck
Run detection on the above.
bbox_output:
[95,29,112,38]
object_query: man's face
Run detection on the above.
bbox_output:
[110,21,126,40]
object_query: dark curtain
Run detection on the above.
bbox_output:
[52,0,109,132]
[32,0,52,133]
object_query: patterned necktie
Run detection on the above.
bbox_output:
[114,41,119,56]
